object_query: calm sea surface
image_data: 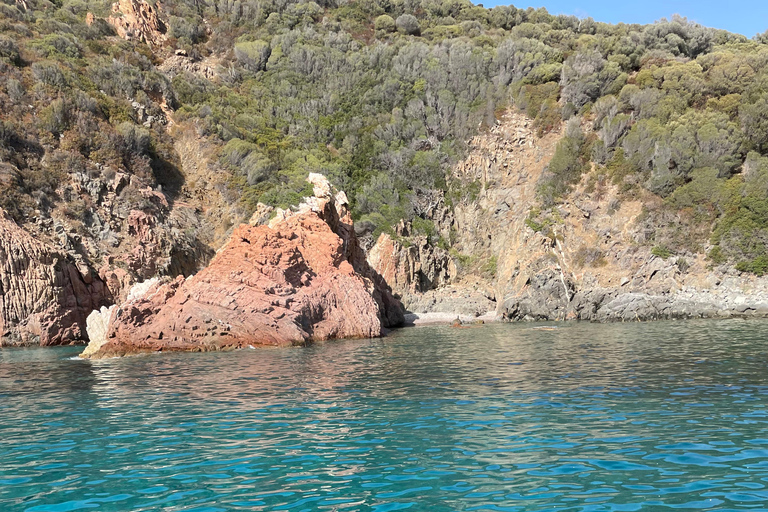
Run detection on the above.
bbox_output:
[3,321,768,511]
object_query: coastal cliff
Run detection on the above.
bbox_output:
[5,109,768,350]
[4,0,768,344]
[79,175,403,359]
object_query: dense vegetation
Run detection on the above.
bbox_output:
[2,0,768,272]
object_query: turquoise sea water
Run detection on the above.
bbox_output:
[3,321,768,511]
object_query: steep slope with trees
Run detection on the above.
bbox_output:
[3,0,768,341]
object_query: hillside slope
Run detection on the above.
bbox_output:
[3,0,768,341]
[371,111,768,321]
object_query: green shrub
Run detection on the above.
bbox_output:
[38,99,71,136]
[525,217,545,232]
[0,37,21,65]
[411,216,436,240]
[234,40,271,72]
[736,256,768,276]
[480,255,498,278]
[525,207,555,233]
[374,15,396,34]
[396,14,420,35]
[708,245,726,264]
[116,122,150,156]
[537,119,588,205]
[31,61,67,89]
[449,248,472,267]
[29,34,82,59]
[651,245,672,259]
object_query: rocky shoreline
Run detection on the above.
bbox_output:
[399,276,768,325]
[403,311,498,326]
[573,288,768,322]
[6,109,768,352]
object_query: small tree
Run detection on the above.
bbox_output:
[375,14,396,34]
[740,93,768,153]
[396,14,421,36]
[234,40,271,72]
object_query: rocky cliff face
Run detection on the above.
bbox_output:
[106,0,168,47]
[8,101,768,349]
[0,211,110,346]
[369,111,768,322]
[0,122,243,345]
[367,231,497,317]
[80,175,403,359]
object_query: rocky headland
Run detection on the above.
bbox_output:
[79,174,403,359]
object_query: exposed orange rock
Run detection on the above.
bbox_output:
[107,0,168,47]
[125,209,164,278]
[0,210,110,346]
[98,265,133,304]
[81,175,404,358]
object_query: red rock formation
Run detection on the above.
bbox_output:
[98,265,133,304]
[0,211,110,346]
[302,177,406,329]
[125,209,164,278]
[81,175,403,358]
[107,0,167,47]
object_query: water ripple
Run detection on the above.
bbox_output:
[3,321,768,510]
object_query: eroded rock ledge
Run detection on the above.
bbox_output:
[80,174,404,359]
